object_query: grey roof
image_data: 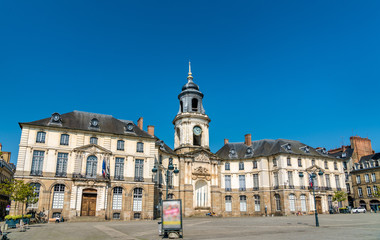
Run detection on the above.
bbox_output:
[156,140,176,155]
[215,139,334,160]
[20,111,154,139]
[328,147,354,160]
[360,152,380,163]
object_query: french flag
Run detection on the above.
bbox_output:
[309,175,313,187]
[102,158,106,178]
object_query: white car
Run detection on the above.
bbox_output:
[352,207,366,213]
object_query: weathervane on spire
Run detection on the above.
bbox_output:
[187,61,193,81]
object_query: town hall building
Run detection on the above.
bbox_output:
[12,64,347,220]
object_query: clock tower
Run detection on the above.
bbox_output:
[173,62,211,154]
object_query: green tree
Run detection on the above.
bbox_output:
[332,190,348,207]
[373,189,380,198]
[0,179,38,216]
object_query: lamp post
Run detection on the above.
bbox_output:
[152,157,179,200]
[299,169,324,227]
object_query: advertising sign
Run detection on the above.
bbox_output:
[162,199,182,230]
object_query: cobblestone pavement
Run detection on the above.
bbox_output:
[3,213,380,240]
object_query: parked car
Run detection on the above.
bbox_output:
[352,207,366,213]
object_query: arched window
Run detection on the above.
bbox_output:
[195,181,208,207]
[86,155,98,178]
[60,134,69,145]
[240,195,247,212]
[193,126,202,146]
[29,183,40,208]
[301,195,307,212]
[180,100,184,112]
[225,196,232,212]
[52,184,65,209]
[117,140,125,151]
[254,195,260,212]
[176,128,181,144]
[275,194,281,211]
[192,98,198,112]
[289,194,295,212]
[133,188,143,212]
[90,137,98,145]
[36,131,46,143]
[113,187,123,210]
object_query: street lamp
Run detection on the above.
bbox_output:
[299,169,324,227]
[152,157,180,200]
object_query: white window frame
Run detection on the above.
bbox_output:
[113,187,123,210]
[133,188,143,211]
[52,184,65,209]
[289,194,295,212]
[254,195,260,212]
[225,196,232,212]
[240,195,247,212]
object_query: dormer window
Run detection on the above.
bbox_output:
[90,118,99,128]
[36,131,46,143]
[342,152,346,158]
[322,148,327,154]
[300,146,310,153]
[282,143,292,151]
[125,123,134,132]
[229,148,236,158]
[246,147,253,155]
[90,137,98,145]
[51,113,61,123]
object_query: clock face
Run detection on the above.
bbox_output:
[193,126,202,136]
[53,114,60,122]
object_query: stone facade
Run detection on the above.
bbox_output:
[0,144,15,219]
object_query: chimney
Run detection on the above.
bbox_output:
[0,143,2,151]
[147,125,155,136]
[244,134,252,146]
[224,139,229,145]
[137,117,143,130]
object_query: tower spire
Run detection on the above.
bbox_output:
[187,61,193,81]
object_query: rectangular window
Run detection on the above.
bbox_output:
[31,150,44,176]
[367,186,372,196]
[300,195,307,212]
[56,153,68,177]
[254,195,260,211]
[325,174,331,188]
[365,174,369,183]
[346,183,350,193]
[240,196,247,212]
[225,162,230,170]
[371,173,376,182]
[239,162,244,170]
[253,160,257,169]
[328,195,333,210]
[136,142,144,153]
[117,140,125,151]
[253,174,259,190]
[358,187,363,197]
[312,159,315,166]
[115,157,124,180]
[289,194,295,212]
[335,175,341,190]
[299,174,304,188]
[36,131,46,143]
[343,161,347,170]
[356,175,361,184]
[274,172,279,187]
[135,159,144,181]
[90,137,98,144]
[288,171,294,188]
[225,175,231,191]
[324,161,328,169]
[239,175,246,191]
[273,158,277,167]
[60,134,69,145]
[287,157,291,166]
[374,186,378,195]
[334,161,338,170]
[225,196,232,212]
[275,195,281,211]
[298,158,302,167]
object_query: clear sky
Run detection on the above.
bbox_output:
[1,1,380,164]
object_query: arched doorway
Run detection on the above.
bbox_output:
[359,200,367,210]
[370,200,380,212]
[195,181,208,207]
[348,196,354,208]
[81,188,97,216]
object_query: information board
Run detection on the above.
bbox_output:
[162,199,182,230]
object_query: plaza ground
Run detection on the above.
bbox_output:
[3,213,380,240]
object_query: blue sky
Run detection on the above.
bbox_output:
[1,1,380,164]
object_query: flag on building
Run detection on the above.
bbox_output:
[309,174,313,187]
[102,158,106,178]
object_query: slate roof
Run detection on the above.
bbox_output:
[328,147,354,160]
[156,140,177,155]
[215,139,333,160]
[19,111,154,139]
[360,152,380,163]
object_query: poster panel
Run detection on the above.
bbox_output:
[162,200,182,230]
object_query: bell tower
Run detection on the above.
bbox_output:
[173,62,211,154]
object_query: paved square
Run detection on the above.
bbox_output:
[4,213,380,240]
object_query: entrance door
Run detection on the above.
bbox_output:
[315,197,322,214]
[81,189,97,216]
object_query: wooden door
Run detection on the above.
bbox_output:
[315,197,322,214]
[81,193,97,216]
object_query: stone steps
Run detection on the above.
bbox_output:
[69,216,107,222]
